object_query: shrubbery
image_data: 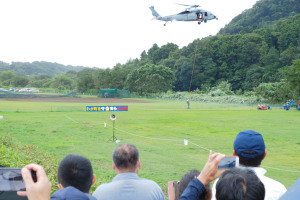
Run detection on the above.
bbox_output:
[154,90,264,104]
[0,135,58,193]
[151,81,265,104]
[254,81,290,102]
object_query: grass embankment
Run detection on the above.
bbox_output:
[0,99,299,196]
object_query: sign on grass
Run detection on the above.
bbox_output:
[86,106,128,112]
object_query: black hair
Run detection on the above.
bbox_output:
[237,151,265,167]
[177,169,211,200]
[216,168,265,200]
[57,154,94,193]
[113,144,139,171]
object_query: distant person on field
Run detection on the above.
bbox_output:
[257,104,262,110]
[284,103,290,110]
[216,168,265,200]
[187,99,190,109]
[51,154,97,200]
[211,130,287,200]
[93,143,165,200]
[177,169,211,200]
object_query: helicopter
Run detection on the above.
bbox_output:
[149,4,218,26]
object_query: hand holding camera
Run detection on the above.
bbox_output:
[17,164,51,200]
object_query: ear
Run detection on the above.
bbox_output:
[112,162,116,170]
[233,150,237,156]
[135,160,141,173]
[137,160,141,169]
[263,150,267,160]
[58,183,64,190]
[92,174,96,186]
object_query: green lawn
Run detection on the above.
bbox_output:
[0,99,299,196]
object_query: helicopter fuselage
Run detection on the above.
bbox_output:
[161,9,217,22]
[150,6,218,25]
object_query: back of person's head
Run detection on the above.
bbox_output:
[113,143,139,171]
[177,169,211,200]
[216,168,265,200]
[234,130,265,167]
[57,154,94,193]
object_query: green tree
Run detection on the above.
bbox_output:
[30,75,52,88]
[173,57,192,91]
[286,59,300,97]
[126,64,175,95]
[51,75,74,90]
[13,76,30,87]
[77,68,96,92]
[94,69,112,90]
[0,71,16,86]
[243,65,264,90]
[147,43,159,64]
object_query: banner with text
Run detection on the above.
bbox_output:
[86,106,128,112]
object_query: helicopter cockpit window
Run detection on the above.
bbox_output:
[178,10,190,15]
[205,12,208,16]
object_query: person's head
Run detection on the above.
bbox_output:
[216,168,265,200]
[112,143,140,173]
[233,130,266,167]
[177,169,211,200]
[57,154,95,193]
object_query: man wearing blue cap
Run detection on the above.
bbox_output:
[211,130,286,200]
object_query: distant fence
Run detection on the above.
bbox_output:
[0,91,77,98]
[99,89,130,98]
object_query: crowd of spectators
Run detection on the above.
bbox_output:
[5,130,289,200]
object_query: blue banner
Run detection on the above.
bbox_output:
[86,106,128,112]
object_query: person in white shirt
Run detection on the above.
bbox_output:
[211,130,287,200]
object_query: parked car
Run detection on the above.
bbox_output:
[19,88,39,92]
[9,88,19,92]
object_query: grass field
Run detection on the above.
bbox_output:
[0,98,299,196]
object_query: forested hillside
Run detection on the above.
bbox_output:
[219,0,300,34]
[0,61,84,77]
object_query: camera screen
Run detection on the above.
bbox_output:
[218,157,238,169]
[0,168,25,191]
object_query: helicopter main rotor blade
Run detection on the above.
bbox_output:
[177,4,200,8]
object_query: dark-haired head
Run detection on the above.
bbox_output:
[236,152,265,167]
[177,169,211,200]
[57,154,94,193]
[216,168,265,200]
[113,144,139,172]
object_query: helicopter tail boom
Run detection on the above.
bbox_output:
[149,6,161,19]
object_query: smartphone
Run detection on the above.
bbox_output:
[0,168,37,191]
[218,156,239,169]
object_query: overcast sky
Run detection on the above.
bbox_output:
[0,0,258,69]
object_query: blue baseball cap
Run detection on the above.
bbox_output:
[234,130,265,158]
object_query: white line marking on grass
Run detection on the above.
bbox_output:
[64,115,79,124]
